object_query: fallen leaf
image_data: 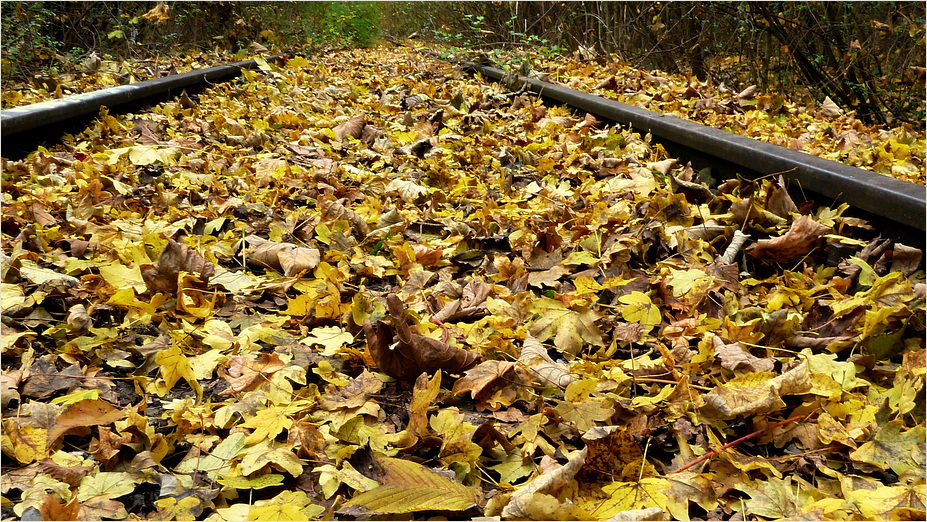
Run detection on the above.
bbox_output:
[340,456,481,516]
[240,235,320,277]
[502,446,588,519]
[363,294,479,380]
[747,216,830,262]
[517,332,576,388]
[140,238,215,295]
[46,399,126,446]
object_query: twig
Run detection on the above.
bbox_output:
[665,413,807,475]
[720,229,750,264]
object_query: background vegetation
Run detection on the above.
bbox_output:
[379,1,926,125]
[1,1,924,124]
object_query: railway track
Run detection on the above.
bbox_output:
[449,56,926,247]
[2,46,924,521]
[1,53,292,159]
[2,50,924,247]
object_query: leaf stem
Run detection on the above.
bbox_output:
[664,413,808,475]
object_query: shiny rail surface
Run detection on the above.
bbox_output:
[1,53,292,156]
[456,58,925,236]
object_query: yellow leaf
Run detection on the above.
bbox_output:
[592,478,669,519]
[300,326,355,356]
[239,442,304,477]
[340,457,479,516]
[242,407,293,445]
[618,291,662,326]
[216,473,284,490]
[177,272,214,318]
[529,297,604,354]
[248,491,325,521]
[152,344,202,400]
[76,472,136,501]
[1,420,48,463]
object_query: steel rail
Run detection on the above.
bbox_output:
[1,53,292,152]
[457,59,925,233]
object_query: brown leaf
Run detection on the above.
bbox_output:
[517,333,576,388]
[21,355,82,399]
[334,114,367,142]
[319,370,383,410]
[30,202,57,227]
[241,235,321,277]
[319,196,370,237]
[66,303,92,333]
[80,52,101,74]
[746,216,830,262]
[46,399,126,446]
[88,426,132,467]
[712,336,774,373]
[219,353,286,395]
[579,426,645,482]
[141,238,215,295]
[36,458,92,487]
[40,494,80,522]
[432,279,492,323]
[452,360,527,401]
[363,295,479,380]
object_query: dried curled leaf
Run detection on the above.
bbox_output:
[432,279,492,323]
[746,215,830,262]
[501,446,588,520]
[518,333,576,388]
[334,114,367,142]
[712,336,774,373]
[140,238,215,295]
[240,235,320,277]
[363,294,479,380]
[451,360,532,409]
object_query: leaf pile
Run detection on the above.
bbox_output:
[445,44,926,185]
[2,45,925,521]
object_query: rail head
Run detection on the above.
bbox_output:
[1,55,289,137]
[460,59,926,233]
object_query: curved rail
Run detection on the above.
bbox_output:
[457,58,925,234]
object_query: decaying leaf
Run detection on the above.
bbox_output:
[2,41,925,522]
[746,215,830,262]
[702,360,812,419]
[363,294,479,380]
[712,336,775,373]
[46,399,126,446]
[517,332,576,388]
[501,447,588,519]
[140,238,215,294]
[239,235,320,277]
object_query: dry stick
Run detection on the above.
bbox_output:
[665,413,808,475]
